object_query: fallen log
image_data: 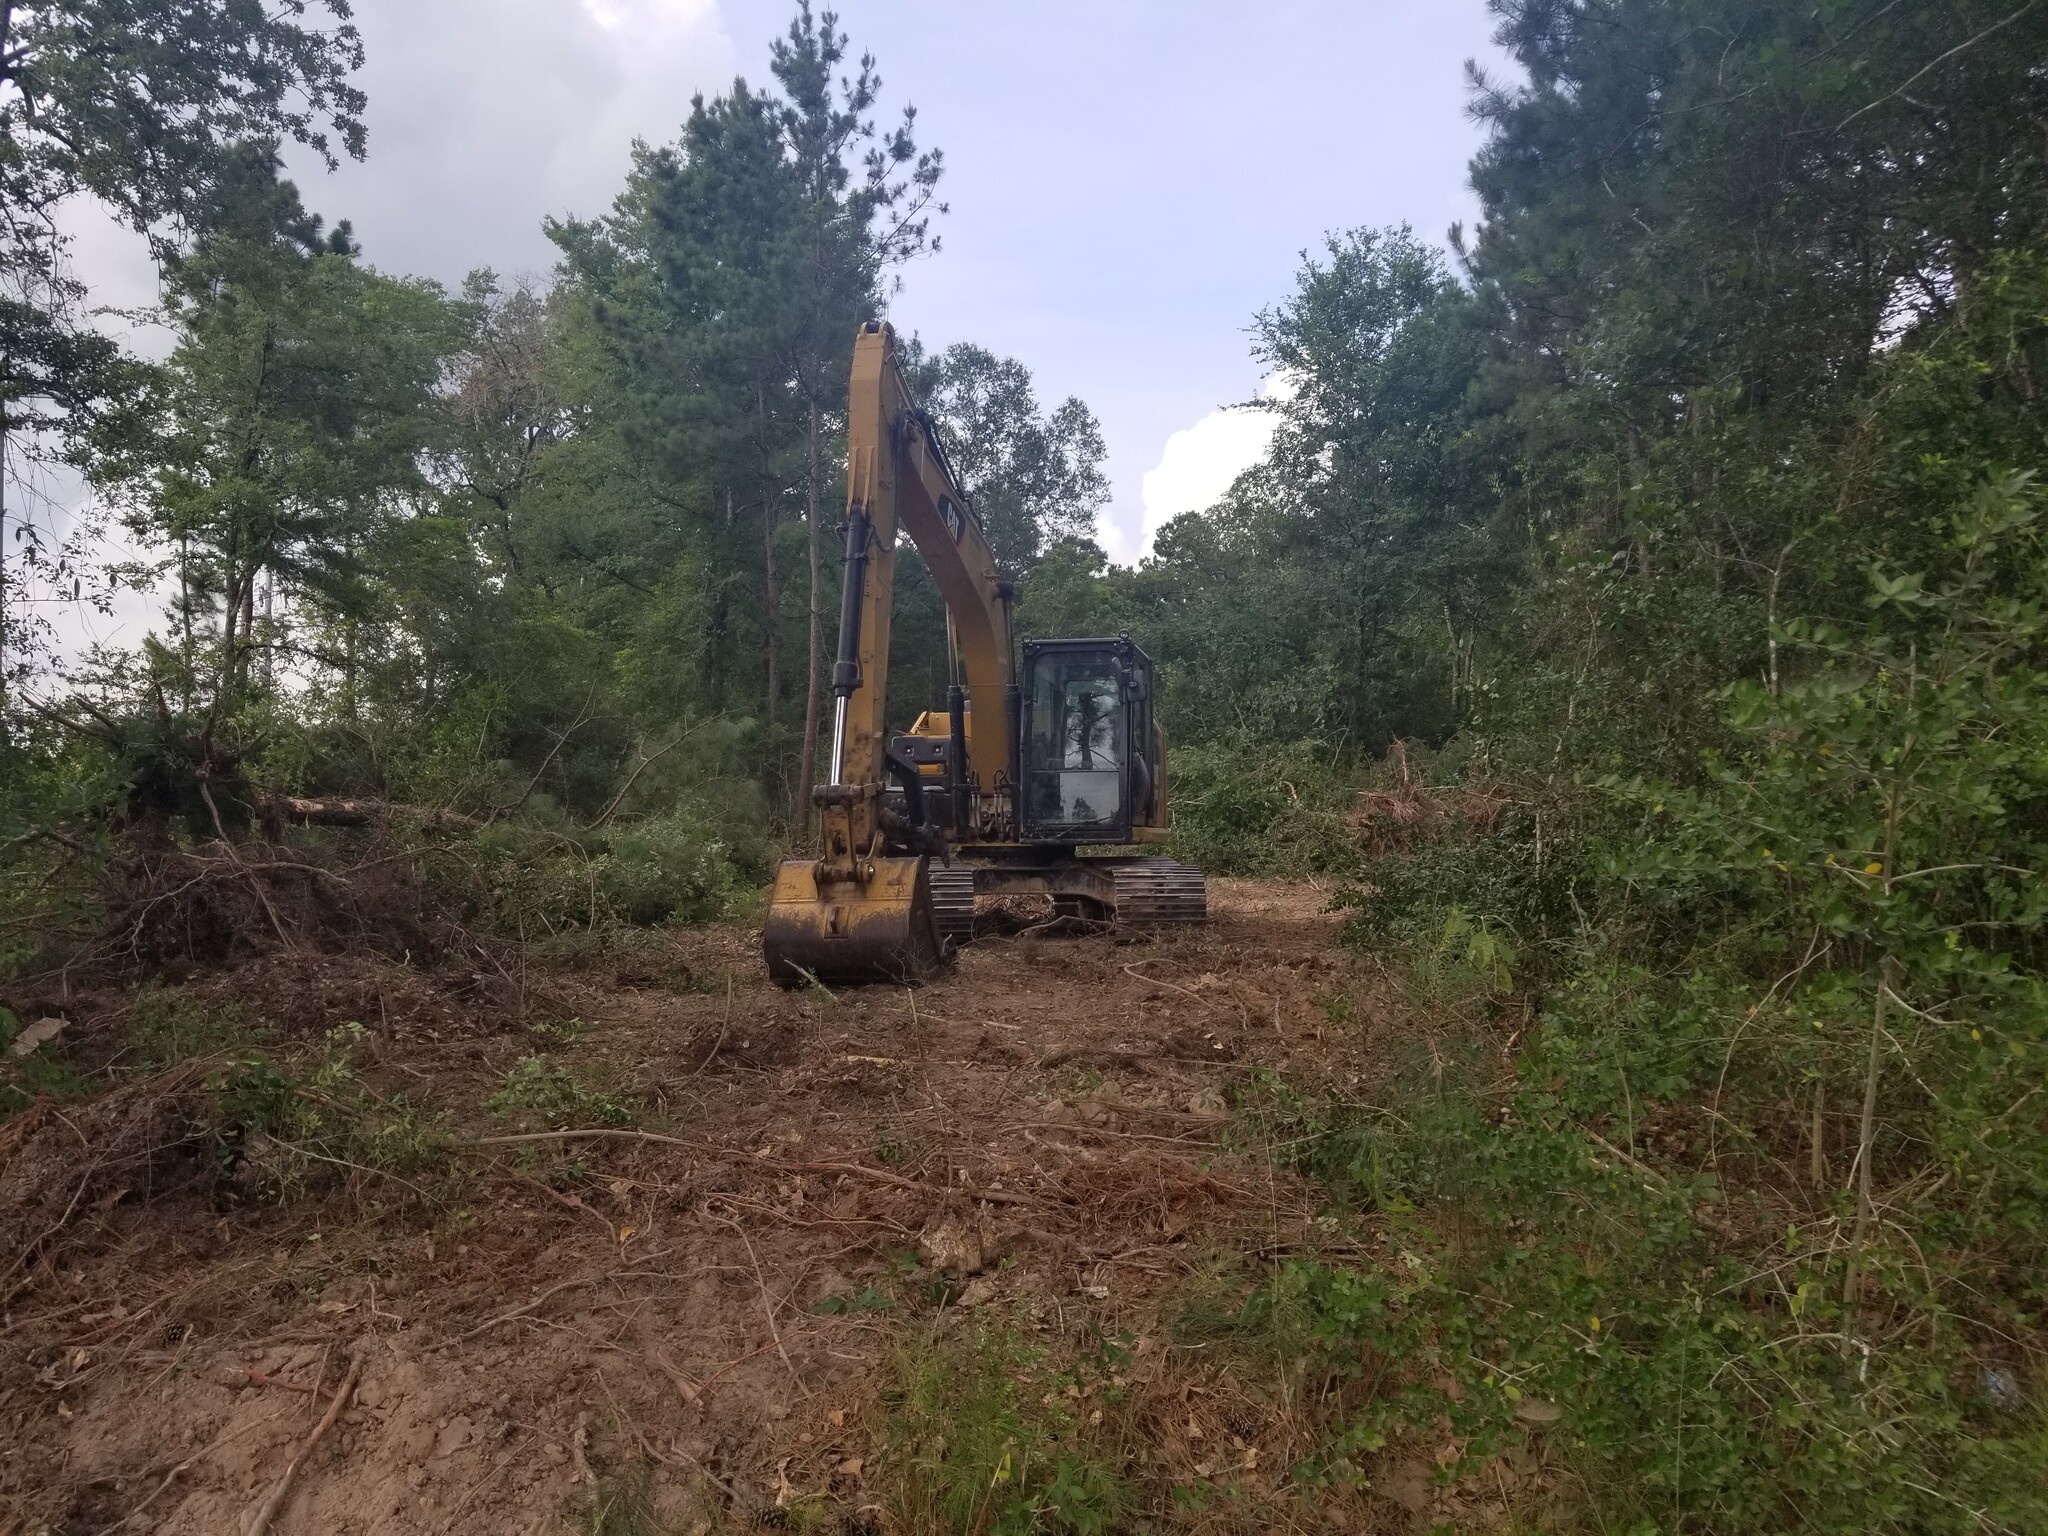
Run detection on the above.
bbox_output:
[257,794,478,834]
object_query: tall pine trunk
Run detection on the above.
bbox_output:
[762,495,781,734]
[759,381,782,770]
[795,398,824,845]
[0,410,9,748]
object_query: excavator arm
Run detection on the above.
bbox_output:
[764,321,1016,984]
[824,322,1016,843]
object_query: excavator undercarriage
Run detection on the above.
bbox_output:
[761,322,1206,987]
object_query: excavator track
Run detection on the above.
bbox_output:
[1110,857,1207,927]
[928,863,977,954]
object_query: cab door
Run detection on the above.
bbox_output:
[1020,644,1131,842]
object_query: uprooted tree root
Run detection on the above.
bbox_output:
[1351,740,1511,857]
[101,835,445,970]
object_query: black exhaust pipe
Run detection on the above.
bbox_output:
[947,684,968,836]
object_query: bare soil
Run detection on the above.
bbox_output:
[0,878,1495,1535]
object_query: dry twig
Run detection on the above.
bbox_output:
[783,1159,1039,1208]
[246,1351,363,1536]
[717,1215,809,1398]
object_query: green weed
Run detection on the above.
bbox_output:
[488,1055,632,1129]
[212,1023,453,1204]
[129,984,253,1065]
[527,1016,589,1048]
[883,1318,1133,1536]
[1164,737,1364,878]
[812,1284,894,1316]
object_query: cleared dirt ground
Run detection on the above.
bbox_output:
[1,878,1500,1535]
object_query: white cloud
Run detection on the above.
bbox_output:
[1104,373,1293,565]
[278,0,736,284]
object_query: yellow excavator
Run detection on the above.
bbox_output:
[762,321,1206,985]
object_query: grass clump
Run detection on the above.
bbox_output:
[488,1054,633,1129]
[575,1460,666,1535]
[1228,1009,2048,1533]
[884,1318,1132,1536]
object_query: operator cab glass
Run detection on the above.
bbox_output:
[1021,638,1154,841]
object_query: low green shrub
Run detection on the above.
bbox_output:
[1236,1038,2048,1531]
[211,1022,452,1203]
[462,805,759,936]
[487,1054,632,1129]
[130,985,253,1065]
[1260,479,2048,1530]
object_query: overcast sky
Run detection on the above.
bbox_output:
[70,0,1507,569]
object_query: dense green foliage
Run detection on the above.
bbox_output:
[1074,3,2048,1529]
[0,0,367,707]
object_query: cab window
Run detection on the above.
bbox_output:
[1026,655,1125,828]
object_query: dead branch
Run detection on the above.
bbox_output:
[631,1310,702,1403]
[488,686,600,824]
[994,1120,1221,1147]
[444,1275,606,1345]
[472,1128,712,1152]
[716,1215,808,1397]
[468,1130,1043,1207]
[231,1367,339,1400]
[486,1161,616,1239]
[199,783,294,951]
[1035,1046,1158,1071]
[246,1351,363,1536]
[782,1159,1040,1208]
[1123,962,1241,1023]
[583,717,721,832]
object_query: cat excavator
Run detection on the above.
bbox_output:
[762,321,1206,985]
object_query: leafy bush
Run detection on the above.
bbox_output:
[211,1022,451,1202]
[463,806,759,936]
[1266,476,2048,1532]
[1165,737,1363,877]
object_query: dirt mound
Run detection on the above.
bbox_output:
[103,836,441,970]
[0,1065,214,1276]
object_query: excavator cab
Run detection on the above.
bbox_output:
[1019,637,1161,842]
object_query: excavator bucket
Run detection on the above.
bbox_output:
[762,854,950,987]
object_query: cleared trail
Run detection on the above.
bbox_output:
[1,880,1464,1534]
